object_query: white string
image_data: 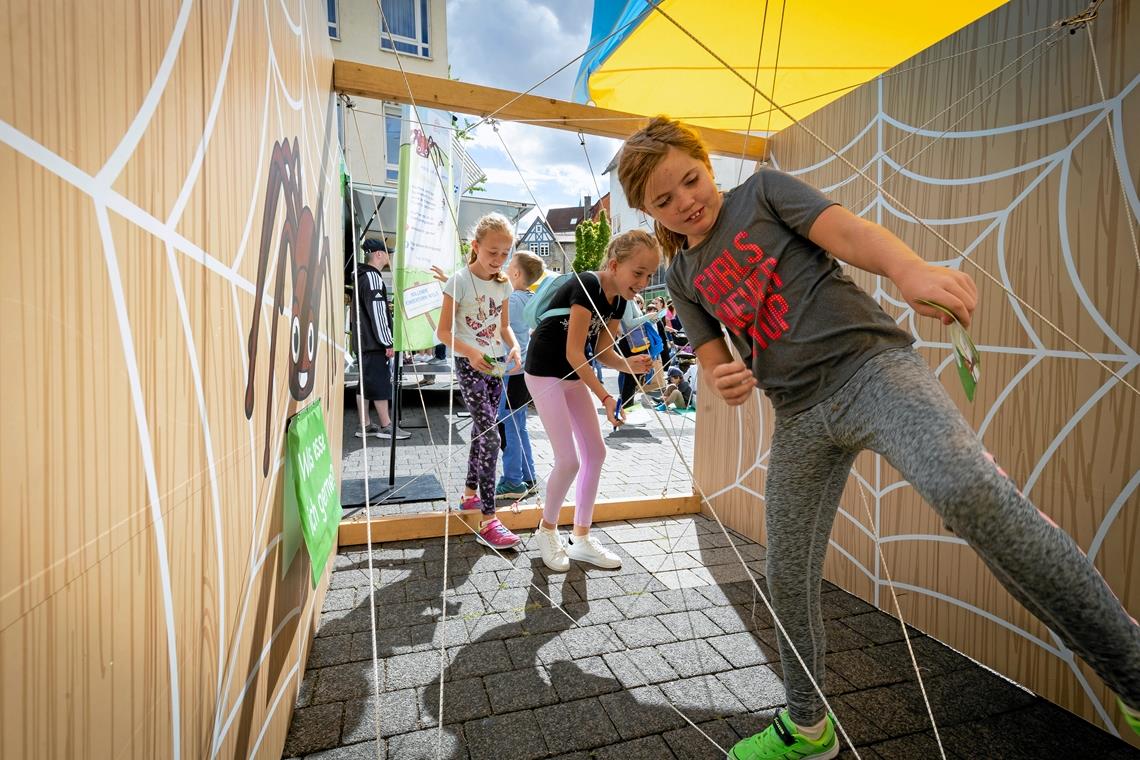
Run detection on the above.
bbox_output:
[344,109,385,760]
[1084,20,1140,272]
[853,478,947,759]
[849,28,1064,212]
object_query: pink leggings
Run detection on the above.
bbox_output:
[524,374,606,528]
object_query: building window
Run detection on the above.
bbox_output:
[538,243,550,257]
[385,105,402,183]
[327,0,340,39]
[379,0,431,58]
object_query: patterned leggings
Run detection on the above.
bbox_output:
[455,357,502,515]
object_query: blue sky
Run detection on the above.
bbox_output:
[445,0,622,223]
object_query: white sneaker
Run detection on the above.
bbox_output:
[565,533,622,569]
[536,526,570,572]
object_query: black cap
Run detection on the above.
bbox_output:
[668,367,684,379]
[362,238,388,253]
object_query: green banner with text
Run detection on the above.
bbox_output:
[287,402,339,587]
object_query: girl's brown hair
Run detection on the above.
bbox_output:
[603,229,661,267]
[469,212,513,283]
[617,116,712,262]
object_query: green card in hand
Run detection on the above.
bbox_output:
[916,298,981,402]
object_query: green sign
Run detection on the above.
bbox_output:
[392,106,463,351]
[286,402,340,587]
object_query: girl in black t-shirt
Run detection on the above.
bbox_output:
[523,231,659,572]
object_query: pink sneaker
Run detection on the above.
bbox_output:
[458,495,481,511]
[477,518,521,550]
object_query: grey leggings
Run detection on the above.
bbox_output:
[765,347,1140,726]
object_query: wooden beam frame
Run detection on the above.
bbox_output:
[338,494,701,546]
[334,61,767,161]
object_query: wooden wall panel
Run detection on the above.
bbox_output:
[694,0,1139,743]
[1,0,343,758]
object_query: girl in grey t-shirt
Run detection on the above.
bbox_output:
[617,116,1140,759]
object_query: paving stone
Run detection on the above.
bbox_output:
[534,697,621,753]
[819,589,876,619]
[464,710,548,760]
[283,702,343,756]
[938,701,1140,759]
[563,597,624,625]
[322,587,359,613]
[839,611,910,644]
[653,587,714,611]
[568,575,628,600]
[866,731,946,759]
[660,674,747,715]
[716,665,788,712]
[695,604,762,635]
[696,581,757,606]
[386,725,467,759]
[318,606,372,638]
[445,639,514,680]
[609,592,671,619]
[312,661,378,704]
[506,632,573,668]
[350,627,413,660]
[656,610,724,640]
[342,689,420,742]
[602,647,679,688]
[296,668,318,708]
[464,612,524,642]
[862,636,968,681]
[303,738,385,760]
[407,618,470,652]
[517,606,578,636]
[656,639,733,678]
[707,632,778,668]
[599,685,688,740]
[483,666,559,713]
[725,708,781,744]
[592,734,677,759]
[548,656,622,701]
[613,573,670,594]
[420,677,492,725]
[560,624,624,659]
[663,719,742,760]
[385,651,442,690]
[611,617,678,648]
[827,648,909,690]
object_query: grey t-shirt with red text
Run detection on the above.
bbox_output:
[666,168,912,417]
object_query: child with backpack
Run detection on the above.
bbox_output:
[523,230,659,571]
[495,250,545,500]
[436,213,523,550]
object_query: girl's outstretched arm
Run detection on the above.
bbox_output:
[808,205,978,327]
[437,293,492,372]
[500,300,521,369]
[595,318,652,375]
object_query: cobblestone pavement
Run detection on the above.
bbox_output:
[340,367,696,517]
[283,514,1138,759]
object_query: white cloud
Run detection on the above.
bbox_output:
[446,0,622,213]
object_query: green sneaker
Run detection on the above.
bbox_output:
[495,480,528,500]
[730,711,838,760]
[1121,698,1140,737]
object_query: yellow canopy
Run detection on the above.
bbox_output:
[580,0,1009,133]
